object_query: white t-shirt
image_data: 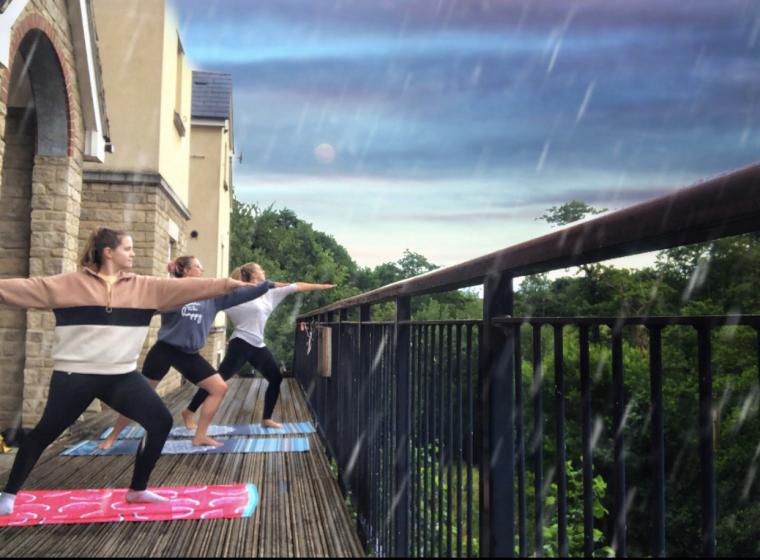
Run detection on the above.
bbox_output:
[225,283,298,348]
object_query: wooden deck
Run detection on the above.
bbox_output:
[0,377,364,558]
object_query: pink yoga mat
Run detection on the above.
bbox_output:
[0,483,258,527]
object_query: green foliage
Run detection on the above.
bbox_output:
[514,231,760,556]
[413,443,480,557]
[230,198,481,367]
[537,200,607,227]
[533,461,614,557]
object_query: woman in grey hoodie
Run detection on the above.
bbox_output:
[99,256,280,449]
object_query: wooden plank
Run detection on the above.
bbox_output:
[0,378,365,558]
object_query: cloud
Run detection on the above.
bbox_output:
[172,0,760,267]
[172,0,757,36]
[384,210,526,222]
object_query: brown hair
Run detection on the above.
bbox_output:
[231,262,259,282]
[167,256,197,278]
[80,227,128,271]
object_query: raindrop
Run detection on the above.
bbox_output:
[616,400,635,437]
[288,294,304,325]
[469,64,482,86]
[372,334,388,371]
[740,127,751,147]
[491,437,504,468]
[546,40,562,76]
[734,386,759,431]
[741,463,757,500]
[748,17,760,47]
[590,415,604,451]
[741,441,760,499]
[345,433,366,477]
[681,254,711,303]
[593,352,608,383]
[536,141,550,173]
[576,81,596,123]
[720,308,742,341]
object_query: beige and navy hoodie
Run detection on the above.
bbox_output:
[0,268,247,375]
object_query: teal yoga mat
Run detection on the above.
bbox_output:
[62,437,310,456]
[98,421,316,440]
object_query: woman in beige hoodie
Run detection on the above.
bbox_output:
[0,227,251,516]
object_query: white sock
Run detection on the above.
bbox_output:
[125,489,168,503]
[0,492,16,515]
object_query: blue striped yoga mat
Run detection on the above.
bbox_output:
[99,421,316,440]
[61,437,310,456]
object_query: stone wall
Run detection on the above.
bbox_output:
[0,0,86,427]
[21,155,83,425]
[0,109,34,428]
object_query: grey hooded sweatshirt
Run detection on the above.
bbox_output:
[156,281,275,353]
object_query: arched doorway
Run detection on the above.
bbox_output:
[0,28,70,431]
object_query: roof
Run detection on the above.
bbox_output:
[191,71,232,120]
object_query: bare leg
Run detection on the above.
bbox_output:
[99,378,160,449]
[181,408,197,430]
[191,374,228,447]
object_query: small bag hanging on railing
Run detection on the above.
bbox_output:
[317,325,332,377]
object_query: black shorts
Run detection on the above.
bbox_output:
[142,340,217,385]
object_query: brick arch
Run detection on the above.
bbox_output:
[1,13,75,157]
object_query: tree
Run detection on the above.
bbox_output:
[537,200,607,227]
[229,200,482,367]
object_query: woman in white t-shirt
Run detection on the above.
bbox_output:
[184,262,335,429]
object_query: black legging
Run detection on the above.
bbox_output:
[4,370,172,495]
[187,338,283,420]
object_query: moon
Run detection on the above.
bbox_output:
[314,143,336,164]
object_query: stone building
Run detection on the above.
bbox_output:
[0,0,109,427]
[0,0,236,429]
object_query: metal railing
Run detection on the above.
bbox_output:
[293,162,760,557]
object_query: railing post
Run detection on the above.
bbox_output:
[394,296,411,557]
[356,305,371,527]
[338,309,348,474]
[697,325,716,558]
[326,311,336,449]
[649,326,666,558]
[480,272,515,557]
[611,325,626,557]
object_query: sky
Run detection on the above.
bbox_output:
[169,0,760,270]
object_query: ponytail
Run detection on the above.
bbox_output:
[167,256,196,278]
[234,262,259,282]
[80,227,128,271]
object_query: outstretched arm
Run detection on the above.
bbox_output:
[292,282,337,292]
[153,276,249,311]
[265,282,336,307]
[214,281,276,311]
[0,276,61,310]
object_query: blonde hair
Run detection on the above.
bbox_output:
[80,227,128,271]
[167,256,197,278]
[232,262,260,282]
